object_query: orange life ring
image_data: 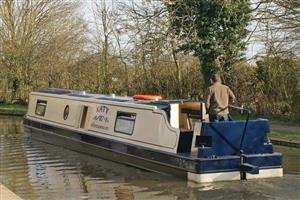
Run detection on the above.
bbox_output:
[133,95,162,101]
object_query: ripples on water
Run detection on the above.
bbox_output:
[0,116,299,200]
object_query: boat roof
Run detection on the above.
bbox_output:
[36,88,197,110]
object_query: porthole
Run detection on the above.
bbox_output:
[63,105,69,120]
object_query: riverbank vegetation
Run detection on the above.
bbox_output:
[0,0,299,122]
[0,104,27,114]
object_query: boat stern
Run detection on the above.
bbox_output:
[188,119,283,183]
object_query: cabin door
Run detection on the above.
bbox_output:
[79,106,89,129]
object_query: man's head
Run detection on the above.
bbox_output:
[212,74,222,83]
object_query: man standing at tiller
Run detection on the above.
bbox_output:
[205,74,236,122]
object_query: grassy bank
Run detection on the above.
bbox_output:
[0,104,27,115]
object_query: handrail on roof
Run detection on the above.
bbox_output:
[38,88,73,94]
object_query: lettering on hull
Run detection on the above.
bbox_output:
[91,105,110,130]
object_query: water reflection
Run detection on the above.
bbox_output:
[0,116,299,200]
[22,139,182,200]
[274,145,300,174]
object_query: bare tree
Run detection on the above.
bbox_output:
[118,0,189,96]
[0,0,86,102]
[251,0,300,57]
[91,0,120,94]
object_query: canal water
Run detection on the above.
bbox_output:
[0,116,299,200]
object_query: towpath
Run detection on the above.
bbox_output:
[269,123,300,148]
[270,124,300,134]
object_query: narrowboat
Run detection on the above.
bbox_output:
[23,88,283,183]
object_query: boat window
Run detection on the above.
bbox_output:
[35,100,47,116]
[114,112,136,135]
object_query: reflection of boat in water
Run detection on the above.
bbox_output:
[23,88,282,183]
[22,138,177,200]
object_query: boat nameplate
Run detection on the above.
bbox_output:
[90,105,110,131]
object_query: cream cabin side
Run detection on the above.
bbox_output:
[26,92,180,153]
